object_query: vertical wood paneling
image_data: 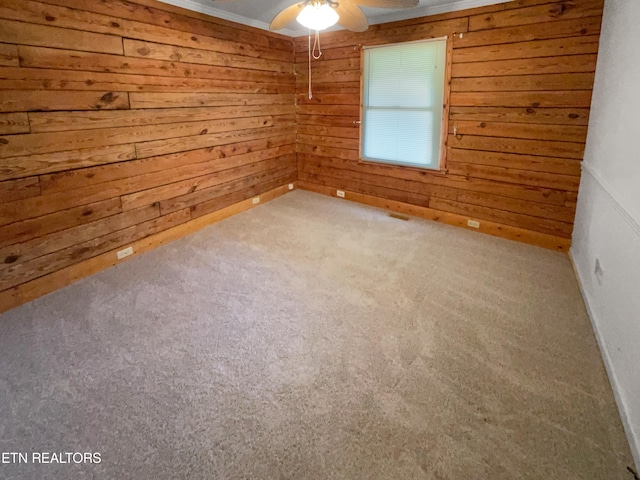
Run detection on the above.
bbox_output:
[0,0,296,298]
[294,0,603,246]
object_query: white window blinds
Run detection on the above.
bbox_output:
[362,38,447,169]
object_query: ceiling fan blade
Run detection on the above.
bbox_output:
[334,2,369,32]
[349,0,418,8]
[270,2,305,30]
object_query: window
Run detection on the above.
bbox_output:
[361,38,448,170]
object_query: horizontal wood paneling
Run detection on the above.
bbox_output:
[0,183,293,314]
[0,145,137,181]
[122,39,293,73]
[0,0,295,299]
[450,91,593,108]
[0,176,41,203]
[0,198,123,248]
[298,154,567,205]
[0,18,124,54]
[453,15,602,48]
[17,46,292,85]
[452,36,600,63]
[446,148,581,176]
[448,120,588,142]
[0,116,290,158]
[294,0,603,245]
[449,106,591,125]
[451,54,597,77]
[33,0,293,57]
[447,135,585,159]
[468,1,603,31]
[0,208,192,291]
[298,181,571,252]
[28,105,294,133]
[0,66,291,93]
[450,73,595,92]
[0,43,19,67]
[128,93,295,109]
[0,112,29,134]
[0,90,130,112]
[0,0,604,309]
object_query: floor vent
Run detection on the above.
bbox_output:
[389,213,410,221]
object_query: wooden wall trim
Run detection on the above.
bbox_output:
[440,34,454,170]
[0,183,294,314]
[297,181,571,252]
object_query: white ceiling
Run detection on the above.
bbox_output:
[158,0,508,37]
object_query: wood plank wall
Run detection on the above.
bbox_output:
[294,0,603,250]
[0,0,296,300]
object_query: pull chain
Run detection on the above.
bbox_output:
[312,29,323,60]
[308,30,312,99]
[308,29,323,99]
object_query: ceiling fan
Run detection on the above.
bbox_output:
[272,0,418,32]
[214,0,419,33]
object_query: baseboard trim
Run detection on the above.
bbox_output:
[298,181,571,252]
[0,183,294,315]
[568,251,640,471]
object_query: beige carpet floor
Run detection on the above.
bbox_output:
[0,190,634,479]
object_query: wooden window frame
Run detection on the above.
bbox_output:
[357,35,453,172]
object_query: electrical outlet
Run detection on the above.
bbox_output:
[288,183,294,190]
[252,197,260,204]
[467,219,480,229]
[117,246,133,260]
[336,190,345,198]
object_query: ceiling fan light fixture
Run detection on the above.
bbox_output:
[296,2,339,31]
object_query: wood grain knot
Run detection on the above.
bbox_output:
[100,92,118,103]
[549,3,569,18]
[4,254,19,264]
[72,247,91,259]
